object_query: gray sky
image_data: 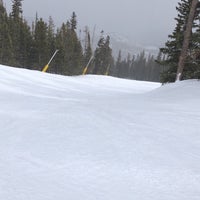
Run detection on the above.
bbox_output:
[3,0,179,46]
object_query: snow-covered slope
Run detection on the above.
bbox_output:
[0,65,200,200]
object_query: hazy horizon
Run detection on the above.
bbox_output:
[3,0,180,46]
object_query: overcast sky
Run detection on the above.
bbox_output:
[3,0,180,46]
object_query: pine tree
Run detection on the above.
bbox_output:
[9,0,23,66]
[55,23,68,74]
[33,18,48,69]
[176,0,199,81]
[55,13,83,75]
[46,16,57,73]
[63,12,83,75]
[11,0,23,19]
[18,19,33,67]
[70,12,77,31]
[117,53,131,78]
[134,51,146,80]
[0,1,14,65]
[93,32,113,75]
[115,50,122,77]
[9,0,33,68]
[160,0,200,83]
[129,55,135,79]
[47,16,56,53]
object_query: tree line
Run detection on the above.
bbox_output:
[0,0,89,75]
[111,50,167,82]
[4,0,194,83]
[0,0,160,81]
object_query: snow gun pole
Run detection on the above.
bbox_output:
[105,64,110,76]
[82,25,96,75]
[82,55,94,75]
[42,49,59,72]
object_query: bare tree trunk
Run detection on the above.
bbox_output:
[176,0,199,81]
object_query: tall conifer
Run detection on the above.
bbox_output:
[0,1,14,65]
[93,32,113,75]
[159,0,200,83]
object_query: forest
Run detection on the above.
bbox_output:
[1,0,200,83]
[0,0,165,82]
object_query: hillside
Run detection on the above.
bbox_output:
[0,65,200,200]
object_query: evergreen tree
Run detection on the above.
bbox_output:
[18,19,33,67]
[134,51,146,80]
[116,53,131,78]
[93,32,113,75]
[152,51,166,82]
[55,13,83,75]
[0,1,14,65]
[9,0,33,68]
[55,23,68,74]
[47,16,56,53]
[159,0,200,83]
[145,54,154,81]
[176,0,199,81]
[64,13,83,75]
[33,18,48,69]
[11,0,23,19]
[46,16,57,73]
[129,55,135,79]
[70,12,77,31]
[9,0,23,66]
[115,50,122,77]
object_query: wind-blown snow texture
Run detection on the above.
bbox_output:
[0,65,200,200]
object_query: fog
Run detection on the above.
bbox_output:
[3,0,179,46]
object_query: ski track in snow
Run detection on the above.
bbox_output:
[0,65,200,200]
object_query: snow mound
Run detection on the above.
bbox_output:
[148,80,200,100]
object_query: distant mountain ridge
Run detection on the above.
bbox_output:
[108,32,159,59]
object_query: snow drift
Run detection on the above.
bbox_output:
[0,65,200,200]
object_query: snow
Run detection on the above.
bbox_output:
[0,64,200,200]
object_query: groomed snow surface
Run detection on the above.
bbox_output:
[0,65,200,200]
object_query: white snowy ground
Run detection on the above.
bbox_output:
[0,64,200,200]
